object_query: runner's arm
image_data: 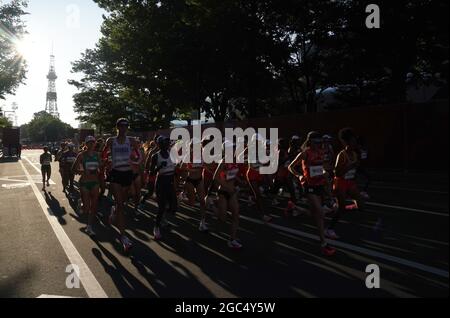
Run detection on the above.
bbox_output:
[71,153,83,175]
[288,152,305,178]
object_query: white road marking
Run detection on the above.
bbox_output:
[1,183,30,189]
[18,159,108,298]
[366,202,448,217]
[239,214,449,279]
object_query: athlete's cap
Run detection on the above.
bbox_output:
[291,135,301,140]
[157,135,169,144]
[85,136,96,143]
[116,118,129,127]
[323,135,333,140]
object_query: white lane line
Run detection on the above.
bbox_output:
[19,159,108,298]
[369,184,448,195]
[366,202,448,217]
[239,215,449,279]
[23,156,47,174]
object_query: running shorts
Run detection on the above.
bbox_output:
[109,169,133,187]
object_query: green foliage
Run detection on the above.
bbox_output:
[21,111,75,142]
[70,0,449,127]
[0,0,28,100]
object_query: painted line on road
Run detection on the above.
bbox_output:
[19,159,108,298]
[239,214,449,279]
[366,202,448,217]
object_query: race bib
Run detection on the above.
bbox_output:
[309,165,324,177]
[85,162,99,171]
[43,160,51,166]
[344,169,356,180]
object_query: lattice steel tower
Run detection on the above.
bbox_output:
[45,53,59,118]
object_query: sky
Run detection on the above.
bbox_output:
[1,0,105,127]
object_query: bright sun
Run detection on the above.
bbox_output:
[14,34,37,60]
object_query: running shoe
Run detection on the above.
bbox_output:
[247,196,256,207]
[46,181,50,187]
[199,220,209,233]
[120,235,133,252]
[228,239,243,249]
[85,225,96,237]
[321,243,336,256]
[262,214,273,223]
[325,228,340,240]
[153,226,162,240]
[271,198,280,206]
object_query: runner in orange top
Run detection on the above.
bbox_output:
[288,131,336,256]
[325,128,366,240]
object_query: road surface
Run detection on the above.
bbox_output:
[0,150,448,298]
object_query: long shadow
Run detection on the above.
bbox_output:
[43,191,67,225]
[91,242,155,298]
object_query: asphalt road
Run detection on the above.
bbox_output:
[0,150,448,298]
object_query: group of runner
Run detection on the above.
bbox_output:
[40,117,370,257]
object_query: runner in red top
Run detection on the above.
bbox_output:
[325,128,366,240]
[206,140,243,249]
[288,131,336,256]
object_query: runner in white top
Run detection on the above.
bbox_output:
[103,118,141,253]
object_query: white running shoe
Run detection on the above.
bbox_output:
[262,215,273,223]
[325,228,339,240]
[271,198,280,206]
[153,226,162,240]
[199,220,209,232]
[228,239,243,249]
[120,235,133,251]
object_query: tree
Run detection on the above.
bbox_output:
[22,111,74,142]
[0,116,12,129]
[0,0,28,100]
[71,0,448,126]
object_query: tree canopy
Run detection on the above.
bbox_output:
[70,0,449,131]
[20,111,75,142]
[0,0,28,100]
